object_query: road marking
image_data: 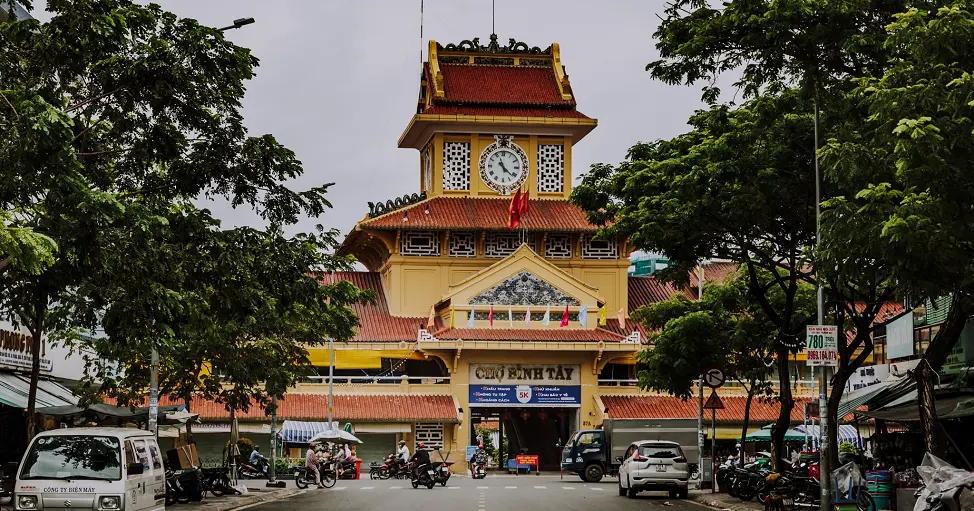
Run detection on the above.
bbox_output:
[562,486,576,490]
[333,487,346,491]
[477,486,488,489]
[447,486,459,489]
[361,486,374,490]
[505,485,517,489]
[389,486,402,489]
[591,487,604,491]
[231,490,306,511]
[534,485,547,489]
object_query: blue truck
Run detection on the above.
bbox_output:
[560,418,699,482]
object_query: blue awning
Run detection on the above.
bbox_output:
[277,420,340,444]
[794,424,863,448]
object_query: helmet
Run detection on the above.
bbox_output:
[478,444,484,449]
[399,440,406,446]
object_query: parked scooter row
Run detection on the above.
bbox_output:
[716,455,821,507]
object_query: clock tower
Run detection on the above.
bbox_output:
[400,34,597,200]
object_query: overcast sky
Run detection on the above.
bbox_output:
[145,1,716,237]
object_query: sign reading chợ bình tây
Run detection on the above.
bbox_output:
[805,325,838,367]
[468,364,581,407]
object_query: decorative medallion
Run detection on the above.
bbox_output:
[479,135,529,195]
[469,270,580,306]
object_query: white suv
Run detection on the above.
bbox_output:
[617,440,690,499]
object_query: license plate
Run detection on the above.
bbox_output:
[784,499,794,506]
[427,470,435,475]
[655,465,666,472]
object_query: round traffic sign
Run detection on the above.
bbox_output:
[704,367,725,388]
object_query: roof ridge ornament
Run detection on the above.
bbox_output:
[437,34,552,55]
[368,191,428,218]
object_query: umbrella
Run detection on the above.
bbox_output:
[739,424,806,442]
[310,429,363,444]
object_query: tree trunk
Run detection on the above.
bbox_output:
[26,295,47,443]
[772,344,794,471]
[827,364,852,470]
[915,295,973,457]
[740,386,754,466]
[184,394,194,438]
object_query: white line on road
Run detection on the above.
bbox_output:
[505,485,517,489]
[534,486,547,489]
[333,487,346,491]
[389,486,402,489]
[562,486,576,490]
[447,486,459,489]
[361,486,374,490]
[477,486,488,489]
[591,487,604,491]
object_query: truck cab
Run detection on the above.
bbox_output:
[560,429,610,482]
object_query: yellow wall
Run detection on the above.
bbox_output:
[383,250,630,318]
[424,134,574,200]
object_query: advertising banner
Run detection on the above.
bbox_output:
[468,384,581,407]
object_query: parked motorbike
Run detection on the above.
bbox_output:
[410,463,437,489]
[166,468,204,505]
[200,467,234,497]
[431,461,453,486]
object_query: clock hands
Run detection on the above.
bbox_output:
[497,160,513,177]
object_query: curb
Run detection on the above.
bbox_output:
[187,488,303,511]
[688,492,763,511]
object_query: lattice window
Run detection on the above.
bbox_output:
[545,234,572,259]
[400,231,441,257]
[449,232,476,257]
[423,145,433,192]
[414,423,444,450]
[537,144,565,193]
[485,232,520,258]
[443,142,470,190]
[581,237,618,259]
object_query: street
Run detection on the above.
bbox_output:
[249,476,711,511]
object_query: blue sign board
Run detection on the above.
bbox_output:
[469,385,581,407]
[465,445,479,461]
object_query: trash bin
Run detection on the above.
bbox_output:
[355,459,362,480]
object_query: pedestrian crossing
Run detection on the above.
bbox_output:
[331,485,610,491]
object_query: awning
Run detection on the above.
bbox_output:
[794,425,864,448]
[0,372,77,408]
[858,393,974,422]
[837,382,891,419]
[35,403,194,424]
[277,420,333,443]
[306,349,420,369]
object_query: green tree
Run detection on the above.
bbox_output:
[0,0,335,440]
[822,4,974,456]
[634,268,784,465]
[573,90,819,469]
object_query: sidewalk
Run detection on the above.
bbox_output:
[174,483,301,511]
[689,489,764,511]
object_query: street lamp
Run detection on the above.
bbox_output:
[217,17,255,32]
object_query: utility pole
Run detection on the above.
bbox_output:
[814,99,830,511]
[267,395,281,487]
[697,263,705,488]
[149,349,158,436]
[328,337,334,426]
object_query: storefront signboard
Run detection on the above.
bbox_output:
[469,384,581,407]
[805,325,838,366]
[469,364,581,385]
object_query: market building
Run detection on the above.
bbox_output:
[177,33,821,469]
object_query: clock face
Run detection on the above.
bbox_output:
[479,136,529,194]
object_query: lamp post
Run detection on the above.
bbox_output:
[217,17,255,32]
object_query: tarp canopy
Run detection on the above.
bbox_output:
[0,372,77,408]
[794,424,863,448]
[740,425,806,442]
[35,403,195,424]
[857,393,974,422]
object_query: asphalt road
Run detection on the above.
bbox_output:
[249,476,711,511]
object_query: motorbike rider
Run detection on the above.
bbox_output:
[249,446,267,472]
[471,443,488,474]
[409,441,431,479]
[305,441,324,488]
[396,440,410,473]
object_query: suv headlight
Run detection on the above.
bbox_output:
[17,495,38,509]
[99,495,121,509]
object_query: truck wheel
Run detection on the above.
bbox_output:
[584,463,604,483]
[679,488,689,499]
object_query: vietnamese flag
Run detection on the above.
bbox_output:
[508,188,522,230]
[560,304,570,327]
[519,187,529,216]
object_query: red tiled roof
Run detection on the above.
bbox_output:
[602,395,812,423]
[437,64,574,106]
[117,394,458,422]
[361,197,598,232]
[319,272,423,342]
[431,327,625,342]
[690,262,738,290]
[628,276,695,310]
[423,104,590,118]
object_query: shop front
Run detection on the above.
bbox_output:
[467,362,582,471]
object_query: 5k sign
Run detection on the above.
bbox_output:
[806,325,838,367]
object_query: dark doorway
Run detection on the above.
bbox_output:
[471,408,575,471]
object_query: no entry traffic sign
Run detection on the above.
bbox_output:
[704,367,725,388]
